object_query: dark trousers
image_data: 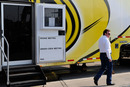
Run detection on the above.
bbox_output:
[94,53,113,84]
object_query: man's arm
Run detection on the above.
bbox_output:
[105,39,112,62]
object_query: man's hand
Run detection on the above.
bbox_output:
[109,59,112,62]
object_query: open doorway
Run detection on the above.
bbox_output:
[1,3,33,65]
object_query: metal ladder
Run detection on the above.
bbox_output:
[0,34,10,85]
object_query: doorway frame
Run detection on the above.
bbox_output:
[1,2,34,66]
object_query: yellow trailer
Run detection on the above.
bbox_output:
[0,0,130,86]
[34,0,130,67]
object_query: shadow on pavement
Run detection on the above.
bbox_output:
[43,62,130,81]
[80,85,107,87]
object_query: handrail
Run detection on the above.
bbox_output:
[0,36,9,85]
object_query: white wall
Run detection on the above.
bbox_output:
[107,0,130,39]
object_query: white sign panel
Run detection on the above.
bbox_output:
[39,36,65,63]
[49,18,55,27]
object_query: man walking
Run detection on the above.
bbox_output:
[94,29,115,86]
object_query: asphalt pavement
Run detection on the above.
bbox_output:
[39,62,130,87]
[1,62,130,87]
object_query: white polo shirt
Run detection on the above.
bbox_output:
[99,35,112,59]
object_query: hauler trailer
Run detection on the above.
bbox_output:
[0,0,130,86]
[0,1,66,87]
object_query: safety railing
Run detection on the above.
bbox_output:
[0,35,9,85]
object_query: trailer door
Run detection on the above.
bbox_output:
[1,3,34,66]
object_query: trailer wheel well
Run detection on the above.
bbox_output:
[118,44,130,65]
[119,44,130,58]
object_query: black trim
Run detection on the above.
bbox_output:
[66,0,81,51]
[61,0,75,43]
[66,19,67,33]
[32,3,35,64]
[0,0,33,4]
[40,0,55,3]
[82,17,102,34]
[82,49,99,59]
[76,49,99,63]
[111,25,130,43]
[0,0,28,2]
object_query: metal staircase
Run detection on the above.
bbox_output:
[2,65,46,87]
[0,33,46,87]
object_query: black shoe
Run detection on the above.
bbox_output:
[107,83,115,86]
[93,77,98,86]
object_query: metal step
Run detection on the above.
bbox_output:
[4,65,37,69]
[9,72,40,77]
[10,80,45,87]
[2,65,46,87]
[8,68,36,74]
[9,72,42,82]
